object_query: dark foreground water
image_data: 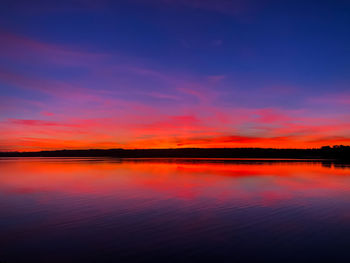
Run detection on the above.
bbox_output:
[0,158,349,263]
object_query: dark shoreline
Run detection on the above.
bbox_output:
[1,146,349,160]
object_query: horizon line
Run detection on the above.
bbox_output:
[1,145,349,153]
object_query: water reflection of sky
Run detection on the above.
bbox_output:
[0,158,350,262]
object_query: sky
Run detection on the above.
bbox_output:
[0,0,349,151]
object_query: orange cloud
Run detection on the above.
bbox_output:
[1,31,349,152]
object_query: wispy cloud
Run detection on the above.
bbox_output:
[1,28,349,151]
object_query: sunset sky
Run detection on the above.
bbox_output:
[0,0,349,151]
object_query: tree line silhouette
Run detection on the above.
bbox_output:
[0,145,349,159]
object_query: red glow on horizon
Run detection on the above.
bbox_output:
[0,31,349,152]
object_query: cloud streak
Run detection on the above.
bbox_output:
[0,29,349,151]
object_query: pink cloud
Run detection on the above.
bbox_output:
[254,108,293,123]
[0,29,106,67]
[309,92,350,106]
[7,119,81,128]
[41,111,55,117]
[0,30,349,151]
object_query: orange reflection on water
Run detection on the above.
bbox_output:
[1,158,350,263]
[0,158,349,207]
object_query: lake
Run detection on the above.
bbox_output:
[0,158,349,262]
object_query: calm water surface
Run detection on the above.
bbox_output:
[0,158,350,263]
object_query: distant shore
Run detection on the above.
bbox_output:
[1,146,349,160]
